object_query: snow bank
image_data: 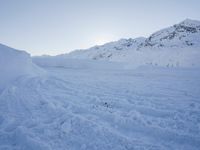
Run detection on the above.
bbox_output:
[0,44,43,90]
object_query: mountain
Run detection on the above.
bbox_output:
[140,19,200,49]
[33,19,200,68]
[1,20,200,150]
[65,37,146,60]
[66,19,200,59]
[51,19,200,67]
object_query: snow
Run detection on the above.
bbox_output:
[0,44,43,91]
[0,60,200,150]
[49,19,200,69]
[180,19,200,27]
[33,57,125,70]
[53,37,146,60]
[33,47,200,69]
[1,19,200,150]
[143,19,200,48]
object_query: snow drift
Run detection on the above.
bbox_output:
[0,44,43,90]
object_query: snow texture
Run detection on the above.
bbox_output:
[0,19,200,150]
[0,62,200,150]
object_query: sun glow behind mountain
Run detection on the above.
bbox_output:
[93,34,117,46]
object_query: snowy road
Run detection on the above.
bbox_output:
[0,64,200,150]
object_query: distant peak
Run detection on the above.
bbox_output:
[178,18,200,26]
[134,37,146,41]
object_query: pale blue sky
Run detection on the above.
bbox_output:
[0,0,200,55]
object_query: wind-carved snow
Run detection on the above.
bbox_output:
[0,44,43,91]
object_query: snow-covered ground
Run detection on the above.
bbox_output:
[1,19,200,150]
[0,59,200,150]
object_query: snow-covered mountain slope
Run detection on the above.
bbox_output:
[37,19,200,68]
[66,37,146,60]
[140,19,200,48]
[0,44,43,91]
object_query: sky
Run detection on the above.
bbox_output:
[0,0,200,56]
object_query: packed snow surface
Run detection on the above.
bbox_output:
[0,59,200,150]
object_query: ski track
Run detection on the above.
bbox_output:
[0,66,200,150]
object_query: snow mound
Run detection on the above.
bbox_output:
[0,44,43,90]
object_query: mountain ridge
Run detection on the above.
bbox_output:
[61,19,200,60]
[32,19,200,68]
